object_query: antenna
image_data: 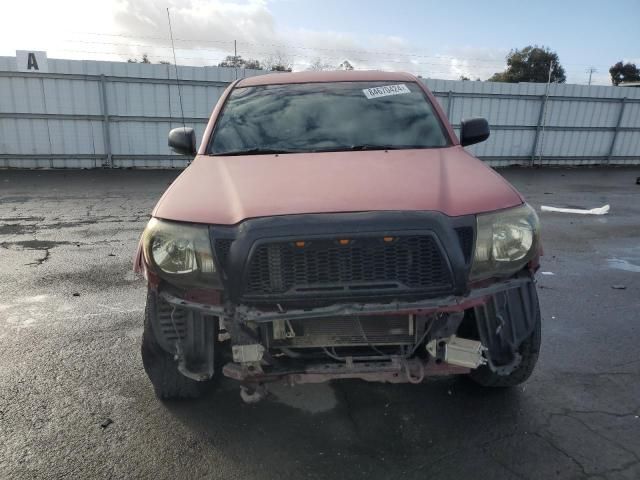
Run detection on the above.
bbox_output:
[166,8,186,130]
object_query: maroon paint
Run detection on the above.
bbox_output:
[167,71,522,225]
[152,147,522,225]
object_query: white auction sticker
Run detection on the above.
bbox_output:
[363,84,411,99]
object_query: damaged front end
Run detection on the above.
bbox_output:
[137,208,541,401]
[156,275,538,388]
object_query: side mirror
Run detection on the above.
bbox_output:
[168,127,196,155]
[460,118,490,147]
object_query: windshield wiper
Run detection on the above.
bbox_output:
[312,144,418,153]
[349,144,402,151]
[214,145,426,156]
[214,147,297,156]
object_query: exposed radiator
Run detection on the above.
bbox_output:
[268,314,415,348]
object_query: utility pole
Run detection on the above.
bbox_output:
[234,40,237,80]
[586,67,597,86]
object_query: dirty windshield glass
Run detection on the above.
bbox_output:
[209,81,449,154]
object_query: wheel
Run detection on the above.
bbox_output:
[468,302,541,387]
[141,292,211,400]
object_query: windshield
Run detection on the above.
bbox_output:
[208,81,449,155]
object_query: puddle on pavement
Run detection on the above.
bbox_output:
[607,258,640,273]
[603,244,640,273]
[1,239,74,249]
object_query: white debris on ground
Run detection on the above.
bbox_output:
[540,204,610,215]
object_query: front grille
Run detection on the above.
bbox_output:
[244,235,453,297]
[269,315,415,347]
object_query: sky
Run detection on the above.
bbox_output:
[0,0,638,85]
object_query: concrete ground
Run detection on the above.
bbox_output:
[0,167,639,480]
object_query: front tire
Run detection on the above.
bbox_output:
[468,302,542,387]
[141,292,211,400]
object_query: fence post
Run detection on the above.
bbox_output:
[40,77,54,169]
[446,90,453,120]
[607,97,626,164]
[99,74,113,168]
[530,94,546,166]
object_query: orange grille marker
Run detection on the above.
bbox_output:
[295,241,305,247]
[383,236,395,242]
[339,239,350,245]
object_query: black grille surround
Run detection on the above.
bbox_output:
[214,238,233,273]
[245,234,453,297]
[455,226,475,265]
[209,211,475,305]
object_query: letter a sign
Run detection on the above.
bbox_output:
[16,50,49,73]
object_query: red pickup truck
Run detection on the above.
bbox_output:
[135,70,541,402]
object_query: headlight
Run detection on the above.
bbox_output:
[470,203,540,280]
[141,218,221,288]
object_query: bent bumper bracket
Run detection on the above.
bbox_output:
[159,277,532,323]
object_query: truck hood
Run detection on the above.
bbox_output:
[152,146,523,225]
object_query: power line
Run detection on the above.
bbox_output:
[73,30,608,69]
[49,46,608,84]
[59,38,605,77]
[67,35,508,67]
[60,41,506,69]
[73,30,234,46]
[73,31,503,62]
[48,32,608,84]
[50,48,452,74]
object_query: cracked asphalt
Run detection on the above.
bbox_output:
[1,167,639,479]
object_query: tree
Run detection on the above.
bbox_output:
[271,64,293,72]
[262,51,293,72]
[128,53,152,64]
[488,46,566,83]
[217,55,263,70]
[307,58,333,71]
[459,75,470,81]
[243,59,263,70]
[609,61,640,86]
[218,55,244,68]
[339,60,354,71]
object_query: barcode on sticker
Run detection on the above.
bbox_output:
[363,84,411,99]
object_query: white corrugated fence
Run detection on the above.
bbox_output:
[1,56,639,168]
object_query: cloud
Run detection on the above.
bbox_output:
[114,0,275,42]
[0,0,508,80]
[107,0,276,63]
[436,47,509,81]
[105,0,508,79]
[0,0,118,57]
